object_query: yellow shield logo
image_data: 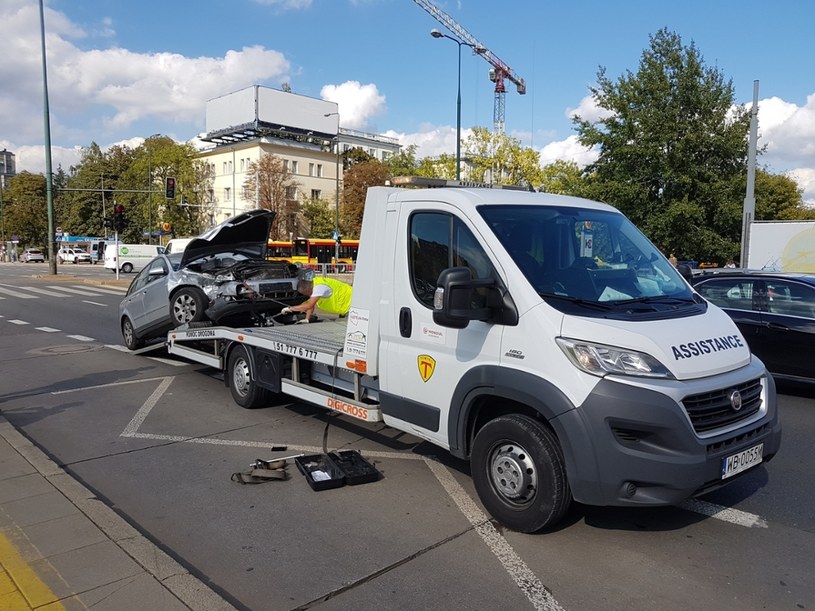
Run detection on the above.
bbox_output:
[417,354,436,382]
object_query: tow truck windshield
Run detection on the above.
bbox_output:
[480,204,696,316]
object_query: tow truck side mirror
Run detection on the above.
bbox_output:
[433,267,496,329]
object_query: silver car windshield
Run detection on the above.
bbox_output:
[479,204,692,304]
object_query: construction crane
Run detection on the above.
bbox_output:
[413,0,526,135]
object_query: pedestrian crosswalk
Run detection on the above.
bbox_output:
[0,283,127,300]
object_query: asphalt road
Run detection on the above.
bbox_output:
[1,262,814,610]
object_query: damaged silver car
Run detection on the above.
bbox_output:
[118,210,302,350]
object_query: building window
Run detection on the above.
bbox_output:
[317,164,323,177]
[222,162,227,175]
[368,148,376,156]
[240,158,245,172]
[283,159,289,171]
[311,189,321,200]
[285,186,297,200]
[291,160,299,174]
[224,187,231,201]
[309,163,315,177]
[381,151,390,161]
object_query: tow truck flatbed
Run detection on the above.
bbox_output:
[167,318,383,423]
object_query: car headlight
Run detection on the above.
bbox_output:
[556,337,673,379]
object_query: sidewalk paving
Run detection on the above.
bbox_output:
[0,415,235,610]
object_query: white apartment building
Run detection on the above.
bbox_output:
[197,86,400,226]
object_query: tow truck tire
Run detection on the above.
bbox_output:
[121,316,144,350]
[227,345,271,409]
[170,287,207,326]
[471,414,571,533]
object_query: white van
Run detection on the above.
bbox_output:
[164,237,195,254]
[104,243,164,273]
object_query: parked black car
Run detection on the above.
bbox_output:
[692,270,815,383]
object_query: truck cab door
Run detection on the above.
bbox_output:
[381,204,506,449]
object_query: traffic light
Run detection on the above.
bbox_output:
[113,204,126,233]
[165,177,176,199]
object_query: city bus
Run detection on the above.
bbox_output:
[266,238,360,272]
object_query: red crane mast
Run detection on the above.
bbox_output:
[413,0,526,135]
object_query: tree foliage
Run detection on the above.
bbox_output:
[573,28,756,262]
[243,153,300,239]
[341,160,391,238]
[3,172,49,248]
[300,198,336,238]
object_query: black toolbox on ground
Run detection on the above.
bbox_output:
[295,450,379,491]
[328,450,380,485]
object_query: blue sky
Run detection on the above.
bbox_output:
[2,0,814,202]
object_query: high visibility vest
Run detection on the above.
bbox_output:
[314,277,352,315]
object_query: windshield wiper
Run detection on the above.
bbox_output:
[541,293,614,310]
[615,295,696,305]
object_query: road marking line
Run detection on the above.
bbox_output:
[0,286,37,298]
[19,286,70,297]
[121,377,176,437]
[65,334,96,342]
[81,300,108,306]
[35,327,61,333]
[51,376,173,395]
[424,458,563,611]
[678,499,768,528]
[7,319,29,325]
[45,285,108,296]
[71,284,126,294]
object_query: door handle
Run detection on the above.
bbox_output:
[399,307,412,338]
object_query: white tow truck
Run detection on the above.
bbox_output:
[166,178,781,532]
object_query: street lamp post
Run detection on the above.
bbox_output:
[324,112,341,266]
[431,29,482,181]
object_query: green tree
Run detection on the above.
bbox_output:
[4,172,48,249]
[461,128,542,187]
[386,144,419,177]
[300,198,336,238]
[121,135,207,243]
[573,28,753,263]
[341,160,391,237]
[538,160,587,195]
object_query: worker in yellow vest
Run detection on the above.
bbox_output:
[281,271,352,322]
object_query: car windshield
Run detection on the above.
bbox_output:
[479,204,693,305]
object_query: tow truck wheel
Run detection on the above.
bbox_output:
[471,414,571,533]
[227,345,271,409]
[121,317,144,350]
[171,287,207,326]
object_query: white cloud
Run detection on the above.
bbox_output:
[757,94,815,172]
[788,168,815,207]
[565,95,612,124]
[538,135,598,168]
[0,2,290,169]
[320,81,386,130]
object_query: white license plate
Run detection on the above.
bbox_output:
[721,443,763,479]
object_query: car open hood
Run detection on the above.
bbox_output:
[181,209,274,267]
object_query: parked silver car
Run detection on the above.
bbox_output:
[118,210,302,349]
[21,248,45,263]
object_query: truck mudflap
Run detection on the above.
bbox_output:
[551,372,781,507]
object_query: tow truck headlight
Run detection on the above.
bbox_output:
[556,337,673,379]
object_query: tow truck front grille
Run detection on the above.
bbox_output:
[682,378,762,434]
